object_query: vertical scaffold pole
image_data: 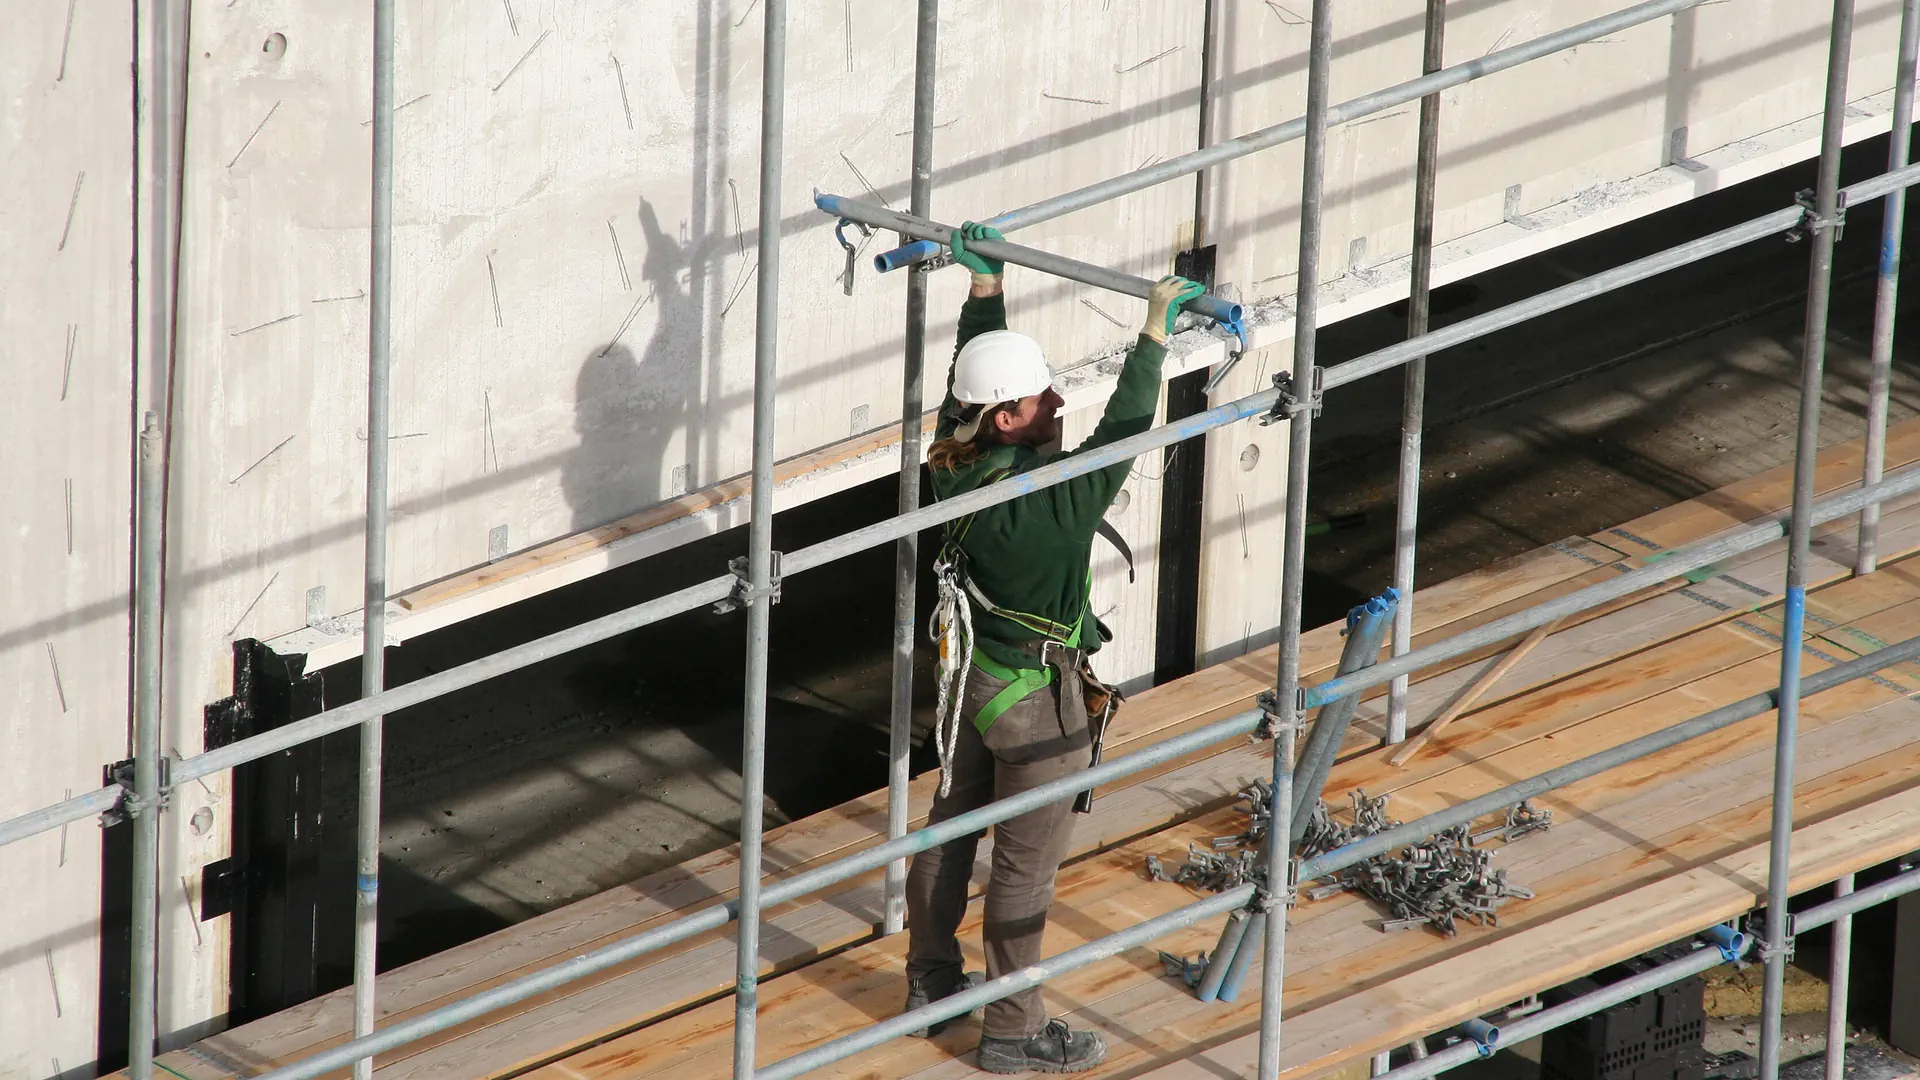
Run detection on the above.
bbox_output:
[129,0,184,1065]
[1825,873,1856,1080]
[129,415,165,1080]
[352,0,398,1072]
[1760,2,1853,1078]
[1856,0,1919,575]
[885,0,939,938]
[734,0,788,1074]
[1258,2,1335,1077]
[1385,0,1447,750]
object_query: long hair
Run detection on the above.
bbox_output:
[926,403,1004,473]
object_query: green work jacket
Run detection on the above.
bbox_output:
[931,291,1168,696]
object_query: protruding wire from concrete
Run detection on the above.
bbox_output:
[735,0,789,1073]
[817,194,1244,327]
[1260,2,1336,1074]
[128,415,165,1080]
[757,885,1258,1080]
[8,164,1920,858]
[883,0,939,941]
[1761,4,1854,1077]
[869,0,1713,273]
[1375,938,1745,1080]
[1826,874,1856,1080]
[352,0,399,1070]
[1388,0,1448,748]
[1857,0,1920,575]
[1301,631,1920,883]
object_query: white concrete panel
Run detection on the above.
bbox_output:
[1196,341,1294,671]
[1205,0,1907,299]
[0,0,136,1070]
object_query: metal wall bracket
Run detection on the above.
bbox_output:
[101,756,172,827]
[714,551,784,614]
[1785,189,1847,244]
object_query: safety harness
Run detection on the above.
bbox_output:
[927,465,1132,797]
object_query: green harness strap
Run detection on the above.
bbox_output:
[943,464,1097,734]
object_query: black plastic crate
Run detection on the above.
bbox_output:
[1540,943,1708,1080]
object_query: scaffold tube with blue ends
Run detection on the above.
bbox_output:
[1291,588,1399,843]
[1456,1018,1500,1055]
[1701,923,1751,962]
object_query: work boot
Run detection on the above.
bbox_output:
[976,1018,1108,1074]
[903,967,984,1037]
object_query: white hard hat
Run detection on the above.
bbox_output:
[951,330,1052,406]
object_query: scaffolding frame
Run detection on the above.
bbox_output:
[9,0,1920,1075]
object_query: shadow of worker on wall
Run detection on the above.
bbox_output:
[563,198,708,532]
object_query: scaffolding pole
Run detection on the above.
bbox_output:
[6,155,1919,858]
[820,194,1243,327]
[871,0,1711,274]
[1826,874,1855,1080]
[1387,0,1447,750]
[128,416,164,1080]
[883,0,939,940]
[734,1,788,1074]
[1858,0,1920,575]
[1761,2,1854,1076]
[1376,936,1749,1080]
[1259,2,1335,1076]
[351,0,398,1070]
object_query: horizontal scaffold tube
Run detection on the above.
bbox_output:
[5,163,1920,853]
[1301,632,1920,882]
[1792,864,1920,933]
[871,0,1714,273]
[239,708,1265,1080]
[759,885,1259,1080]
[1378,935,1748,1080]
[1304,460,1920,713]
[817,192,1245,326]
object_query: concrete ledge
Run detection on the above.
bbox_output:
[268,87,1902,670]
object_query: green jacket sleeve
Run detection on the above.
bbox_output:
[1042,334,1167,535]
[935,292,1009,440]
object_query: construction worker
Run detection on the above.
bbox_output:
[904,220,1205,1074]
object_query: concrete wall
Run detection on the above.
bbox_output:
[0,0,1911,1068]
[0,1,136,1072]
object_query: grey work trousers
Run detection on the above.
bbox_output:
[905,663,1092,1040]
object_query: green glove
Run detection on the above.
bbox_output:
[1143,275,1206,343]
[950,221,1006,276]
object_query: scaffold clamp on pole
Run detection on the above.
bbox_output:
[1787,188,1848,243]
[715,550,784,614]
[1701,923,1752,963]
[102,756,171,827]
[1262,367,1322,425]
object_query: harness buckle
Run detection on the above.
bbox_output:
[713,551,783,614]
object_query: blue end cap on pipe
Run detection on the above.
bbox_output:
[1701,923,1751,962]
[1458,1018,1501,1056]
[1345,587,1401,633]
[877,240,942,273]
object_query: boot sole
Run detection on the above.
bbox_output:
[974,1052,1107,1074]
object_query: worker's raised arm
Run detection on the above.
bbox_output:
[1045,275,1206,530]
[937,223,1010,429]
